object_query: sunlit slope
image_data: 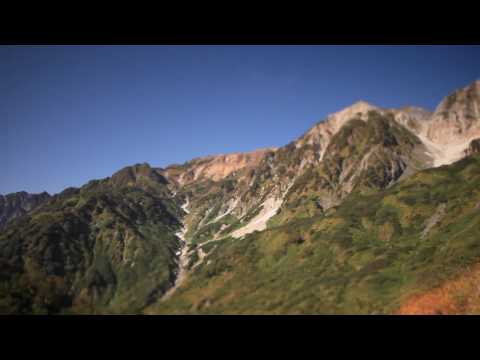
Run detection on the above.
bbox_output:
[149,154,480,314]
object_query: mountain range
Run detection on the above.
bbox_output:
[1,79,479,314]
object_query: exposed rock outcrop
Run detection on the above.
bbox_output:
[428,80,480,144]
[4,79,480,315]
[465,138,480,157]
[0,191,51,228]
[162,148,275,186]
[419,80,480,166]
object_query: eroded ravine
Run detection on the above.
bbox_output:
[161,197,190,300]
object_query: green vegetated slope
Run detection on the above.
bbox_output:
[2,81,479,315]
[149,154,480,314]
[0,163,183,314]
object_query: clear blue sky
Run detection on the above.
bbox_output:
[2,45,480,195]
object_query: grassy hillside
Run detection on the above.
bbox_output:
[147,154,480,314]
[0,164,183,314]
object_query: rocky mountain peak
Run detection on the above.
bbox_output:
[4,78,480,315]
[327,100,379,129]
[433,80,480,116]
[295,100,380,159]
[110,162,168,188]
[405,80,480,167]
[349,100,377,111]
[0,191,51,228]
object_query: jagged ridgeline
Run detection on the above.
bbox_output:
[0,192,51,229]
[1,80,480,314]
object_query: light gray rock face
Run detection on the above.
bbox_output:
[392,106,432,134]
[427,80,480,143]
[0,191,51,228]
[387,80,480,167]
[296,80,480,173]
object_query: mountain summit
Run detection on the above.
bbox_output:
[1,80,480,315]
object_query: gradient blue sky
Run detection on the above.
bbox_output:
[2,45,480,195]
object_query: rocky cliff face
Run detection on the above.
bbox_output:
[428,80,480,143]
[410,80,480,167]
[159,80,480,243]
[296,101,380,160]
[149,152,480,315]
[0,191,51,228]
[2,79,480,314]
[162,148,275,186]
